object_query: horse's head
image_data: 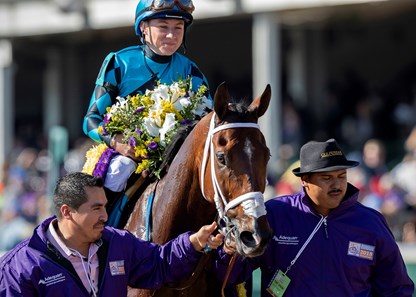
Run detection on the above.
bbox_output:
[200,82,273,258]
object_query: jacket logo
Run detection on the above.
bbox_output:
[38,273,65,286]
[347,241,375,260]
[273,235,299,245]
[109,260,125,276]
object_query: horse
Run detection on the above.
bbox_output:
[124,82,273,297]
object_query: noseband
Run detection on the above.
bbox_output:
[200,114,267,245]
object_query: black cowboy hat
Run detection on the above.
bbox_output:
[292,139,359,177]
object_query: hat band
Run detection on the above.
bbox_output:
[299,157,350,172]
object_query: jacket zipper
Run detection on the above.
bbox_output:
[323,217,328,239]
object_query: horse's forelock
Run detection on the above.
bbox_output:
[226,96,254,119]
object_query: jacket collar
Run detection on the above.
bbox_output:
[143,44,173,63]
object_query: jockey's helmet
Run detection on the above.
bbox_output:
[134,0,194,37]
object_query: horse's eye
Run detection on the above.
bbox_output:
[216,152,226,165]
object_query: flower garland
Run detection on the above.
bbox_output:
[92,147,118,179]
[82,77,211,179]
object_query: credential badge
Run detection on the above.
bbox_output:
[348,241,375,260]
[109,260,126,276]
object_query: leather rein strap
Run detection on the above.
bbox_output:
[172,251,238,295]
[172,252,211,291]
[221,252,238,297]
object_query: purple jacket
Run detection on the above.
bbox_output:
[216,184,415,297]
[0,216,202,296]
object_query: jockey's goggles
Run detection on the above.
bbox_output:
[150,0,195,13]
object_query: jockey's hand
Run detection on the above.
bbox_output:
[111,134,142,162]
[190,222,224,252]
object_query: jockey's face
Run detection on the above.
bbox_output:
[141,18,185,56]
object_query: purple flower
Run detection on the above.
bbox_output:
[147,142,158,150]
[103,148,114,159]
[92,148,118,179]
[135,128,143,136]
[103,115,110,124]
[181,119,193,126]
[129,136,138,147]
[134,106,145,114]
[100,120,109,135]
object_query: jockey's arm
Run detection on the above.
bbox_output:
[83,86,115,146]
[83,53,119,146]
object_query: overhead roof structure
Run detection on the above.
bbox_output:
[0,0,390,37]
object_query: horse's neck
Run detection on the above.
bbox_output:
[162,125,203,195]
[156,116,216,221]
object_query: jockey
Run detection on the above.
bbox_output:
[82,0,212,210]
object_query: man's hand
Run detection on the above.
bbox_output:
[223,242,236,255]
[190,222,224,252]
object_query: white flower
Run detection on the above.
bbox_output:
[170,89,180,104]
[151,84,170,103]
[159,113,178,146]
[147,102,164,125]
[143,116,161,137]
[174,97,192,111]
[117,96,128,108]
[169,83,184,104]
[143,112,178,146]
[194,96,212,116]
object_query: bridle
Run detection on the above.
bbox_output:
[200,113,267,249]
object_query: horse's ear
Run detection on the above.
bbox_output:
[213,82,231,120]
[249,84,271,118]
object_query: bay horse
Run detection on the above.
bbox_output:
[124,83,273,297]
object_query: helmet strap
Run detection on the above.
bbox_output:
[181,33,187,54]
[140,31,146,45]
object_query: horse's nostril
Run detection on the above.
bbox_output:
[240,231,256,248]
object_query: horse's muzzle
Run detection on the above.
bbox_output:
[235,215,273,258]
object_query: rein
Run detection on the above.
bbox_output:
[172,253,211,291]
[200,113,267,250]
[221,253,238,297]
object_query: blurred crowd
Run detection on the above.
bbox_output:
[0,137,95,252]
[1,127,416,252]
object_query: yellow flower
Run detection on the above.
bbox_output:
[136,159,150,174]
[142,95,153,106]
[175,111,184,122]
[135,144,148,158]
[161,100,175,114]
[130,94,139,106]
[82,143,108,175]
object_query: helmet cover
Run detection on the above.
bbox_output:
[134,0,194,36]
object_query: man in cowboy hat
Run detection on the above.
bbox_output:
[215,139,414,297]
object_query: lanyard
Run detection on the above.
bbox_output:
[69,248,98,297]
[284,215,327,274]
